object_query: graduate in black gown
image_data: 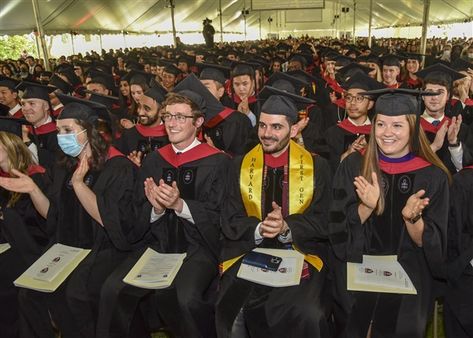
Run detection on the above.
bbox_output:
[216,85,332,338]
[96,89,231,338]
[416,63,473,173]
[323,73,383,173]
[444,163,473,337]
[114,85,168,166]
[0,118,50,338]
[197,63,252,156]
[16,81,59,170]
[329,88,451,338]
[2,95,136,338]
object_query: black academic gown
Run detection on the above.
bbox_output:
[30,121,60,171]
[323,119,371,174]
[329,152,449,338]
[204,107,252,156]
[97,143,231,338]
[18,148,136,338]
[444,167,473,337]
[114,123,169,159]
[420,116,473,173]
[0,167,50,338]
[216,147,332,338]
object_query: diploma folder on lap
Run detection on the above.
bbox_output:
[14,243,91,293]
[237,248,304,287]
[0,243,11,254]
[123,248,186,289]
[347,255,417,295]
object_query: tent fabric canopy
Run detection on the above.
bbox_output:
[1,0,472,36]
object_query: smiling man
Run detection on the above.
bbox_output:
[17,81,59,169]
[416,63,473,173]
[217,85,332,338]
[114,85,169,165]
[97,89,231,338]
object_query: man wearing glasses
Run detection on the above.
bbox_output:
[323,73,383,173]
[97,89,231,338]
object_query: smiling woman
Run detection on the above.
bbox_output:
[329,89,451,338]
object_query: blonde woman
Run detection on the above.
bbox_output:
[0,118,50,338]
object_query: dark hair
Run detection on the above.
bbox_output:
[58,119,109,171]
[423,77,451,95]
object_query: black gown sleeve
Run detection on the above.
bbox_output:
[95,157,136,251]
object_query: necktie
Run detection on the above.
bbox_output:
[432,120,441,127]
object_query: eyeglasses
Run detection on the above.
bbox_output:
[161,113,194,123]
[345,95,366,103]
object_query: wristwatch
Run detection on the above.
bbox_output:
[406,213,422,224]
[448,140,461,147]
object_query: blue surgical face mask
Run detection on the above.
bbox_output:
[57,129,87,157]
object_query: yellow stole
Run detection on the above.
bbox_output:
[220,140,323,274]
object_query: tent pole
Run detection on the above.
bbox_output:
[368,0,373,48]
[219,0,223,42]
[70,32,75,55]
[99,31,103,52]
[352,0,356,43]
[170,0,177,47]
[31,0,50,71]
[420,0,431,64]
[33,30,42,60]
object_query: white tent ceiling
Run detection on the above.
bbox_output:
[0,0,472,36]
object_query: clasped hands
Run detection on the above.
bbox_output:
[144,178,183,214]
[259,201,289,238]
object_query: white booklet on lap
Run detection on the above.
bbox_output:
[237,248,304,288]
[123,247,186,289]
[14,243,91,293]
[347,255,417,295]
[0,243,11,254]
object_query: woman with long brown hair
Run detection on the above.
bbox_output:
[0,96,136,338]
[0,118,50,338]
[329,89,450,338]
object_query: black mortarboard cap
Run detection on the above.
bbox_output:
[342,72,385,92]
[451,58,473,72]
[173,74,225,120]
[49,74,73,94]
[231,62,255,78]
[324,51,340,61]
[143,86,167,105]
[163,64,182,76]
[177,54,195,66]
[337,63,372,80]
[404,53,424,62]
[415,63,465,84]
[360,87,439,116]
[289,53,308,68]
[125,60,144,71]
[360,87,440,151]
[0,116,30,138]
[85,91,120,110]
[266,72,309,94]
[258,85,314,123]
[122,69,153,86]
[55,64,81,87]
[335,55,353,67]
[16,81,55,102]
[197,62,231,85]
[87,69,116,91]
[0,75,20,91]
[276,43,291,52]
[56,93,110,124]
[381,54,401,68]
[287,69,331,106]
